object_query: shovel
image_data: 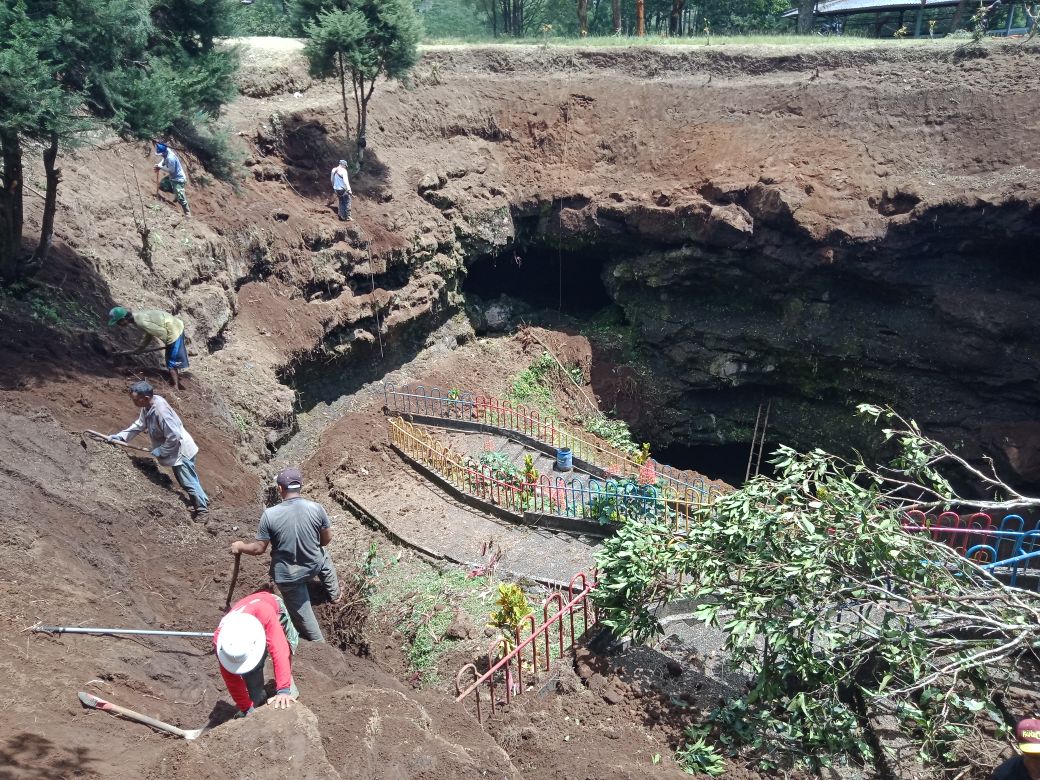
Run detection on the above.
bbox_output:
[78,691,206,739]
[82,429,154,455]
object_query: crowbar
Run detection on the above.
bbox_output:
[78,692,207,739]
[34,625,212,638]
[82,430,153,455]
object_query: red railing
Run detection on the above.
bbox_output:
[455,571,596,723]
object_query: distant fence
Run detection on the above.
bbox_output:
[455,571,596,724]
[388,416,703,532]
[383,383,722,506]
[902,509,1040,587]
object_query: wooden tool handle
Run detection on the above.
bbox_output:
[83,430,154,455]
[78,691,190,738]
[225,553,242,612]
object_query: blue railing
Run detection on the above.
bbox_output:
[903,510,1040,589]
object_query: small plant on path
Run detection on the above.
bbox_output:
[487,583,533,692]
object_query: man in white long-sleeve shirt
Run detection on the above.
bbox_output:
[330,160,352,221]
[108,380,209,515]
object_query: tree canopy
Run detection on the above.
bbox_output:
[0,0,240,279]
[595,405,1039,773]
[302,0,420,159]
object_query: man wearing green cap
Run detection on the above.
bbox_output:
[108,306,189,390]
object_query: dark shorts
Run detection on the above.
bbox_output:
[165,333,189,370]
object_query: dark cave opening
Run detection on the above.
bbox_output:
[655,440,779,488]
[463,242,615,316]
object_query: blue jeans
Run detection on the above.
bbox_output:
[335,189,351,220]
[277,563,338,643]
[172,454,208,511]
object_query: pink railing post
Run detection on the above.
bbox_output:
[543,593,565,667]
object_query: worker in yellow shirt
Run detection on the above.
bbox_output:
[108,306,189,390]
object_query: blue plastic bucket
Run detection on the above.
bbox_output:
[556,447,573,472]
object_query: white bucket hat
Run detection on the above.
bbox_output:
[216,612,266,674]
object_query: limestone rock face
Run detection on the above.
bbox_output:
[594,192,1040,485]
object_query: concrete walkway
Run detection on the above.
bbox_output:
[345,462,599,587]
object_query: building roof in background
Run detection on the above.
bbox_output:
[784,0,965,15]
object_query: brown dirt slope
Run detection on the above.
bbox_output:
[3,40,1036,779]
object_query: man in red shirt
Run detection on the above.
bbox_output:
[214,591,300,714]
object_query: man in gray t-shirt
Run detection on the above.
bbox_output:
[230,467,341,641]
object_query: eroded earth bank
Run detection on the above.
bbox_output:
[1,39,1038,778]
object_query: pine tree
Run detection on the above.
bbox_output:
[0,1,84,279]
[303,0,420,163]
[0,0,240,279]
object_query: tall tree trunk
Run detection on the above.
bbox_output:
[611,0,621,32]
[578,0,589,34]
[35,134,59,266]
[356,77,376,165]
[501,0,511,34]
[669,0,685,34]
[798,0,815,32]
[636,0,645,35]
[336,53,352,144]
[1,132,24,281]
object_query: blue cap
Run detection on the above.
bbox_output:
[156,143,167,154]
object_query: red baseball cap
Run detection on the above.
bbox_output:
[1017,718,1040,754]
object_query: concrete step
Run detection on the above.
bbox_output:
[497,440,528,465]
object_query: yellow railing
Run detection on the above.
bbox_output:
[388,417,706,533]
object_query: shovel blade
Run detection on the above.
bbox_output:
[78,691,106,709]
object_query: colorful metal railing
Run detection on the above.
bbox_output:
[455,571,596,723]
[383,383,722,506]
[388,417,701,532]
[902,510,1040,586]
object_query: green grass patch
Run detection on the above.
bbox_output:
[506,350,557,415]
[582,413,639,455]
[371,557,493,686]
[0,281,99,330]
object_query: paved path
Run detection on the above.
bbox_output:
[347,463,599,587]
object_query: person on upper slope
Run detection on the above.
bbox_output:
[108,306,189,390]
[215,590,299,715]
[108,380,209,516]
[154,142,190,216]
[230,467,341,642]
[330,160,352,221]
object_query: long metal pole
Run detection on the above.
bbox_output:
[34,626,213,638]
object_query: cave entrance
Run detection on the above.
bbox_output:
[653,440,778,488]
[463,242,614,316]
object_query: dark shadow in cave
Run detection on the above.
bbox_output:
[655,440,779,489]
[284,309,452,414]
[463,242,614,316]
